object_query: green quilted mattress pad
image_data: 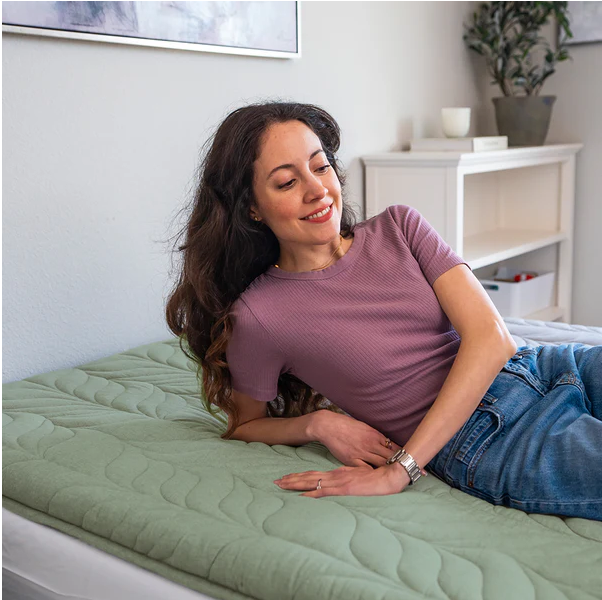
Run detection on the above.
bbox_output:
[3,338,602,600]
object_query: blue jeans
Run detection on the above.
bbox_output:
[427,343,602,521]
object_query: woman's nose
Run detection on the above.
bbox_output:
[305,175,328,197]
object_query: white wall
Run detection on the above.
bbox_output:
[474,21,602,328]
[3,2,484,382]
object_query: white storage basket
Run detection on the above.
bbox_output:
[479,271,556,318]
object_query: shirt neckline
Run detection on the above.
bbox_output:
[266,224,366,280]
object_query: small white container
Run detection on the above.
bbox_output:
[441,107,471,138]
[479,271,556,318]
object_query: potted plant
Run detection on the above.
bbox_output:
[463,1,573,146]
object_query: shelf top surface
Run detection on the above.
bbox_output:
[361,143,584,169]
[463,229,566,258]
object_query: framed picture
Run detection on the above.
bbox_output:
[565,1,602,45]
[2,1,301,59]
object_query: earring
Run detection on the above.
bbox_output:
[254,216,259,221]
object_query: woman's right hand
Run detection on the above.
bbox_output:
[310,410,402,468]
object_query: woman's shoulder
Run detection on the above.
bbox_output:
[231,273,275,317]
[355,204,413,237]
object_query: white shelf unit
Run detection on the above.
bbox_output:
[361,143,583,323]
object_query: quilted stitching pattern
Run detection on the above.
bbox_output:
[504,317,602,348]
[3,330,602,600]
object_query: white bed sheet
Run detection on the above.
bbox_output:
[4,318,602,600]
[503,316,602,347]
[2,508,219,600]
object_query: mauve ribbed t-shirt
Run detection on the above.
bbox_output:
[226,204,472,446]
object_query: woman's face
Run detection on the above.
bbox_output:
[251,120,342,245]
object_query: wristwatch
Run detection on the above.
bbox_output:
[386,448,423,485]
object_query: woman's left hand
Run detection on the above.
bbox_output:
[274,463,410,498]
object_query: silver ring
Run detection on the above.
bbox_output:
[316,478,322,490]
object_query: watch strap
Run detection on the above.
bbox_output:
[386,448,422,485]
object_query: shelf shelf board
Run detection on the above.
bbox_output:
[361,143,583,174]
[523,306,565,322]
[464,229,567,270]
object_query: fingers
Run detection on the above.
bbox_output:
[300,487,347,498]
[275,475,322,491]
[366,452,390,467]
[349,458,371,467]
[380,436,401,454]
[275,467,348,491]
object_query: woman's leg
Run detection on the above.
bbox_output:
[428,344,602,521]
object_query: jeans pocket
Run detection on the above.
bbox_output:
[453,393,504,489]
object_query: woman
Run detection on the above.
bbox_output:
[165,100,602,521]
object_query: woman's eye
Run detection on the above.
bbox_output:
[278,165,330,190]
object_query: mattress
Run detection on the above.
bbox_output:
[3,316,602,600]
[2,507,214,600]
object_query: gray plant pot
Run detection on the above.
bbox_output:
[492,96,556,147]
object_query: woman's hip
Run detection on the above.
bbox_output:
[426,344,602,519]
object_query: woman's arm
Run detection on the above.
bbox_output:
[386,331,516,490]
[386,263,518,490]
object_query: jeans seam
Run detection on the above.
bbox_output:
[467,412,504,487]
[505,367,547,396]
[455,416,492,462]
[441,418,473,484]
[486,493,602,507]
[553,375,587,405]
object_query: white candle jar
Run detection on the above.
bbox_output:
[441,107,471,138]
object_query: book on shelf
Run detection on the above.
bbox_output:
[409,136,508,152]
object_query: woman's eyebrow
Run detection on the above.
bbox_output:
[266,148,325,180]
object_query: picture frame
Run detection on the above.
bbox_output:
[564,1,602,46]
[2,1,301,59]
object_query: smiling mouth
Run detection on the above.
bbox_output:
[301,204,333,220]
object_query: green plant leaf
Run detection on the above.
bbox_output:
[462,0,572,96]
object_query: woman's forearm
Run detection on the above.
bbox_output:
[389,332,517,485]
[229,413,319,446]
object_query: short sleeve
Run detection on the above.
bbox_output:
[387,204,472,286]
[226,298,288,402]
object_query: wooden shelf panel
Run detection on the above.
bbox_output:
[361,143,583,174]
[463,229,567,269]
[361,142,580,323]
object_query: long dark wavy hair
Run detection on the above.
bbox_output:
[165,100,359,440]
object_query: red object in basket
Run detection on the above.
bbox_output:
[513,272,537,282]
